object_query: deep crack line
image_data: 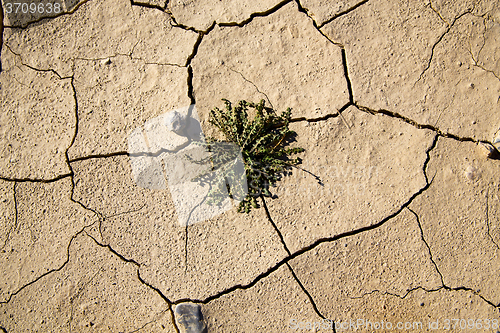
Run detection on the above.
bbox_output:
[170,303,181,333]
[168,12,213,34]
[0,174,73,183]
[340,48,354,104]
[405,198,500,309]
[295,0,355,107]
[68,151,129,163]
[167,0,292,32]
[354,103,494,144]
[1,46,79,182]
[407,207,445,286]
[136,269,173,305]
[65,75,104,220]
[318,0,369,29]
[85,232,139,265]
[218,0,293,27]
[0,68,102,305]
[173,138,438,306]
[295,0,343,48]
[130,0,167,12]
[174,135,438,304]
[68,136,194,163]
[285,262,332,325]
[263,195,332,323]
[260,195,291,256]
[290,101,352,125]
[185,22,215,67]
[187,65,195,106]
[64,70,108,242]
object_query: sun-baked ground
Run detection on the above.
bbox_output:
[1,0,499,331]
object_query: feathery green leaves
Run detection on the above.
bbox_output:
[190,99,305,213]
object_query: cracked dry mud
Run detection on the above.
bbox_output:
[0,0,499,331]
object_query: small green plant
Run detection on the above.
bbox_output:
[188,99,305,213]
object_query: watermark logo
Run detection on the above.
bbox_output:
[127,105,247,226]
[2,0,73,26]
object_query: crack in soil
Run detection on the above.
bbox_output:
[290,109,344,123]
[397,192,500,309]
[85,232,180,332]
[68,152,129,163]
[350,284,500,310]
[427,0,449,25]
[218,0,292,28]
[0,45,108,308]
[465,14,500,83]
[416,9,472,84]
[0,225,95,305]
[340,48,354,104]
[407,207,445,285]
[5,44,71,79]
[224,65,275,110]
[0,174,73,183]
[3,0,498,326]
[130,0,168,12]
[262,194,334,324]
[295,0,344,50]
[171,134,439,305]
[354,103,495,144]
[295,0,355,113]
[73,40,188,69]
[184,22,215,67]
[187,65,195,105]
[318,0,369,29]
[1,45,79,181]
[0,169,102,306]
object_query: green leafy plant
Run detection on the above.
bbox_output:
[188,99,305,213]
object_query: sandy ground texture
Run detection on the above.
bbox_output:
[1,0,500,331]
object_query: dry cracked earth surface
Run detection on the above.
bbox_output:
[1,0,500,332]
